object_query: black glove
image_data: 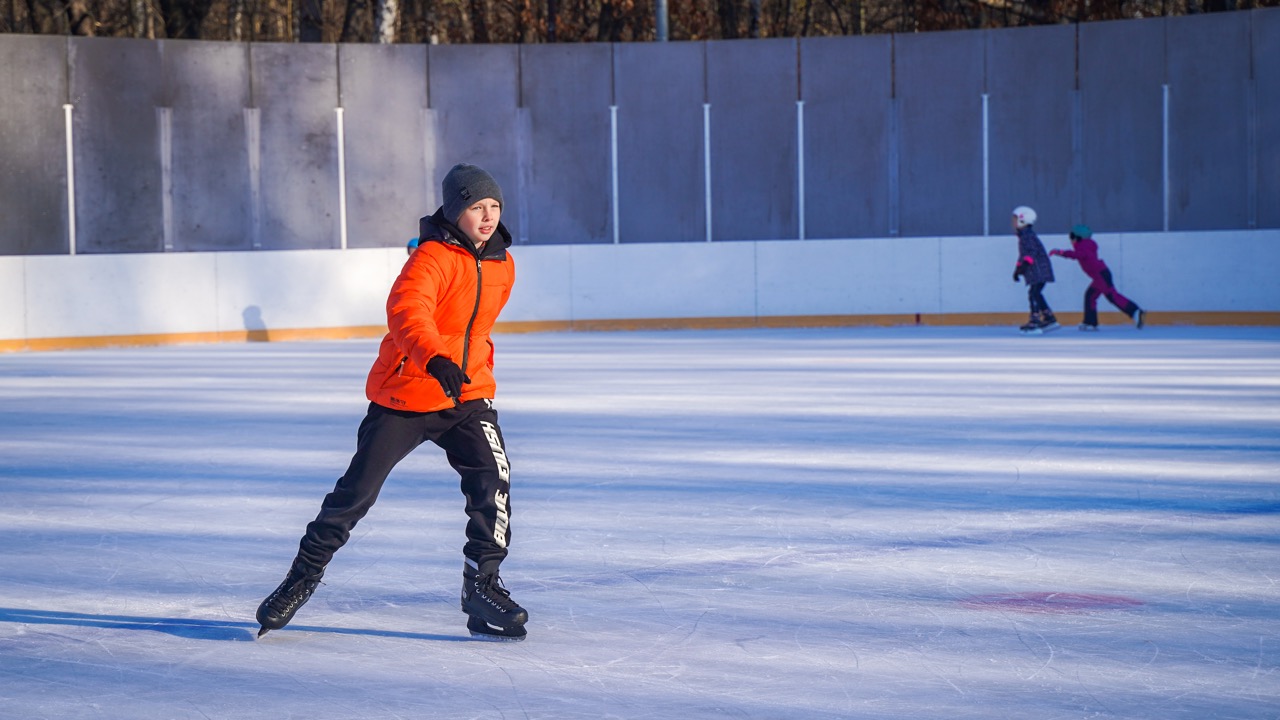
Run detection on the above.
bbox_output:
[1012,268,1022,282]
[426,355,470,400]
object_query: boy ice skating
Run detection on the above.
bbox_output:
[257,163,528,641]
[1050,224,1145,331]
[1011,206,1059,334]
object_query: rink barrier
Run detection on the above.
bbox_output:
[4,311,1278,353]
[2,230,1276,352]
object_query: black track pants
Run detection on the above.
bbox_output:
[295,399,512,575]
[1027,282,1053,316]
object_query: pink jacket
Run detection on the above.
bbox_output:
[1056,237,1108,280]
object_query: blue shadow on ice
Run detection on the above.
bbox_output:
[0,607,259,641]
[0,607,470,643]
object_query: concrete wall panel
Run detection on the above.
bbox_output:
[165,40,253,252]
[1255,8,1280,229]
[613,41,706,243]
[69,37,164,253]
[0,35,67,256]
[340,44,429,249]
[427,45,521,236]
[987,24,1076,235]
[1,13,1275,263]
[251,42,340,250]
[1167,12,1251,230]
[707,38,799,241]
[521,44,613,244]
[800,35,892,239]
[1079,17,1165,232]
[896,30,985,237]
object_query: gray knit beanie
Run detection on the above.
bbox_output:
[442,163,503,224]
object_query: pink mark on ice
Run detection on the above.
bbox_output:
[960,592,1144,614]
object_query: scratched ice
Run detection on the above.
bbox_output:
[1,326,1277,719]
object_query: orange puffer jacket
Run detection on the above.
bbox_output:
[365,214,515,413]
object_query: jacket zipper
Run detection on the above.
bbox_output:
[460,253,484,377]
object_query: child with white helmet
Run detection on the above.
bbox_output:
[1011,206,1059,334]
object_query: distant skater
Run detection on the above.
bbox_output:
[1050,224,1145,331]
[256,163,528,641]
[1011,206,1059,334]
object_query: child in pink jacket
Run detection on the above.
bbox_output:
[1050,224,1145,331]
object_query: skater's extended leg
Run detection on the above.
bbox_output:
[258,403,426,636]
[297,403,427,570]
[1099,269,1141,321]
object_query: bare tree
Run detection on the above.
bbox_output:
[3,0,1278,43]
[376,0,397,40]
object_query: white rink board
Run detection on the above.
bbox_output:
[2,230,1278,344]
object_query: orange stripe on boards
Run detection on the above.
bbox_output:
[2,312,1277,353]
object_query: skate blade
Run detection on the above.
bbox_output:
[467,618,527,642]
[468,629,526,642]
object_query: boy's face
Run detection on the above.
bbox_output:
[457,198,501,247]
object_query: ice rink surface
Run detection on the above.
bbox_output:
[1,325,1277,719]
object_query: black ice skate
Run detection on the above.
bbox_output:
[1019,314,1043,335]
[461,562,528,641]
[256,560,323,638]
[1038,313,1061,333]
[467,615,528,642]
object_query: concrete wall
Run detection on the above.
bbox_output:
[2,230,1277,351]
[2,9,1277,258]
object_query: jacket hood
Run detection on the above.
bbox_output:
[420,207,512,260]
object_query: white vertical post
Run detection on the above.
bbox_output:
[159,107,174,251]
[63,103,77,256]
[982,93,990,237]
[335,107,349,250]
[245,108,262,250]
[703,102,712,243]
[422,107,437,212]
[1162,84,1170,233]
[517,108,532,245]
[1070,90,1083,224]
[1246,82,1257,230]
[610,105,620,244]
[796,100,805,241]
[888,98,899,237]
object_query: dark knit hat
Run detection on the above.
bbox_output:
[442,163,503,224]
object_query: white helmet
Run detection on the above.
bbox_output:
[1013,206,1037,228]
